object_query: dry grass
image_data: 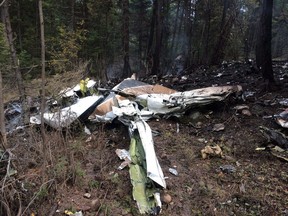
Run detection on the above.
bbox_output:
[3,61,89,103]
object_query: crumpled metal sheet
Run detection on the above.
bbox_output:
[30,95,103,129]
[129,120,164,215]
[274,109,288,128]
[137,85,242,115]
[90,79,242,121]
[132,119,166,188]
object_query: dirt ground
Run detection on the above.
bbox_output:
[3,61,288,216]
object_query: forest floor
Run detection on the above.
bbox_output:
[3,61,288,216]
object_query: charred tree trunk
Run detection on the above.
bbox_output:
[151,0,162,75]
[122,0,131,78]
[256,0,274,83]
[1,0,28,124]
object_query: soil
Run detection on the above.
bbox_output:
[3,61,288,216]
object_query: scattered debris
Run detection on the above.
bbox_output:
[233,105,252,116]
[212,123,225,132]
[219,165,236,174]
[168,168,178,176]
[64,211,83,216]
[89,78,242,122]
[115,149,131,170]
[21,78,243,214]
[129,132,162,214]
[278,98,288,106]
[274,109,288,128]
[258,126,288,162]
[259,126,288,150]
[201,145,223,159]
[83,193,91,199]
[30,95,104,129]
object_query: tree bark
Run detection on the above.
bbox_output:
[39,0,48,173]
[210,1,239,65]
[1,0,28,124]
[70,0,75,31]
[151,0,162,75]
[146,0,157,74]
[256,0,274,83]
[122,0,131,78]
[0,69,7,149]
[170,0,180,55]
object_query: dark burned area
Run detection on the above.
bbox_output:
[3,61,288,216]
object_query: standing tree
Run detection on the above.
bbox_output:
[151,0,163,75]
[39,0,48,174]
[256,0,275,84]
[122,0,132,78]
[210,0,239,65]
[0,69,6,149]
[1,0,29,124]
[0,23,9,149]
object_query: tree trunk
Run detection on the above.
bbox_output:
[151,0,162,75]
[184,0,193,68]
[138,0,145,71]
[170,0,180,55]
[0,69,7,149]
[204,1,211,65]
[146,0,157,74]
[39,0,48,173]
[122,0,131,78]
[1,0,29,124]
[70,0,75,31]
[210,1,239,65]
[256,0,274,83]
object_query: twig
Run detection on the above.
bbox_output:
[0,0,7,7]
[47,203,58,216]
[1,149,12,192]
[0,199,12,216]
[21,179,55,216]
[16,191,22,216]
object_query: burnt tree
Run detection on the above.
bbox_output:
[256,0,274,83]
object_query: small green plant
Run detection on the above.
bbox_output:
[75,162,85,178]
[37,186,49,201]
[88,180,100,190]
[110,173,120,184]
[54,156,68,181]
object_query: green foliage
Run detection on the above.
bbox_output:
[47,23,87,73]
[5,0,288,79]
[88,179,100,190]
[74,161,85,178]
[54,156,69,181]
[0,24,10,72]
[36,185,49,201]
[85,0,122,63]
